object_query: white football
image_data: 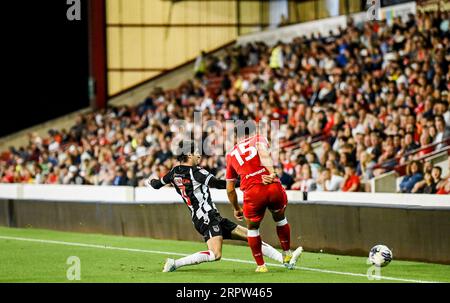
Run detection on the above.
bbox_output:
[369,244,393,267]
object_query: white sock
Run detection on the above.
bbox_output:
[174,250,216,269]
[261,241,283,263]
[276,218,288,226]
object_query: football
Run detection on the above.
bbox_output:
[369,245,393,267]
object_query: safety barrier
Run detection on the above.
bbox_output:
[1,184,449,206]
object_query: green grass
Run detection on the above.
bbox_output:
[0,226,449,283]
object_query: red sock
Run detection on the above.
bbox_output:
[247,235,265,266]
[276,223,291,251]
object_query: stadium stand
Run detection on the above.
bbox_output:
[0,9,449,195]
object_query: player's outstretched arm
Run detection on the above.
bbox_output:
[207,177,226,189]
[145,178,165,189]
[145,171,173,190]
[193,168,226,189]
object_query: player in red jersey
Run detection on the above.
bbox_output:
[226,122,303,272]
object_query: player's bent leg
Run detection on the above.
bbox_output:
[261,242,283,264]
[270,209,292,267]
[163,237,222,272]
[230,225,248,241]
[164,250,216,272]
[206,235,223,261]
[230,225,283,264]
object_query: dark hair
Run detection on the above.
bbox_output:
[435,115,444,122]
[407,160,422,175]
[432,166,442,174]
[176,140,196,162]
[321,168,331,174]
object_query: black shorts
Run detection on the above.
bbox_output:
[195,215,238,242]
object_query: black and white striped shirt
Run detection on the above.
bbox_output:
[151,165,226,226]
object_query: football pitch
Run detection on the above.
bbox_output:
[0,227,449,283]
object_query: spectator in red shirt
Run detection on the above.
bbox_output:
[322,107,335,136]
[46,167,60,184]
[341,165,360,192]
[1,166,15,183]
[436,160,450,195]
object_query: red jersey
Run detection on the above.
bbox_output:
[342,175,360,192]
[226,135,278,192]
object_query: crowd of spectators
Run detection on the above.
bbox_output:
[399,159,450,194]
[1,11,449,194]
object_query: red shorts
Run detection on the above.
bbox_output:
[243,182,288,223]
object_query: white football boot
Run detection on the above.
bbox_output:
[287,246,303,269]
[162,258,176,272]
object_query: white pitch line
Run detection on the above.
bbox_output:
[0,235,443,283]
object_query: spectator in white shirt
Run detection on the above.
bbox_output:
[326,168,344,191]
[316,168,343,192]
[434,115,450,150]
[292,164,317,192]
